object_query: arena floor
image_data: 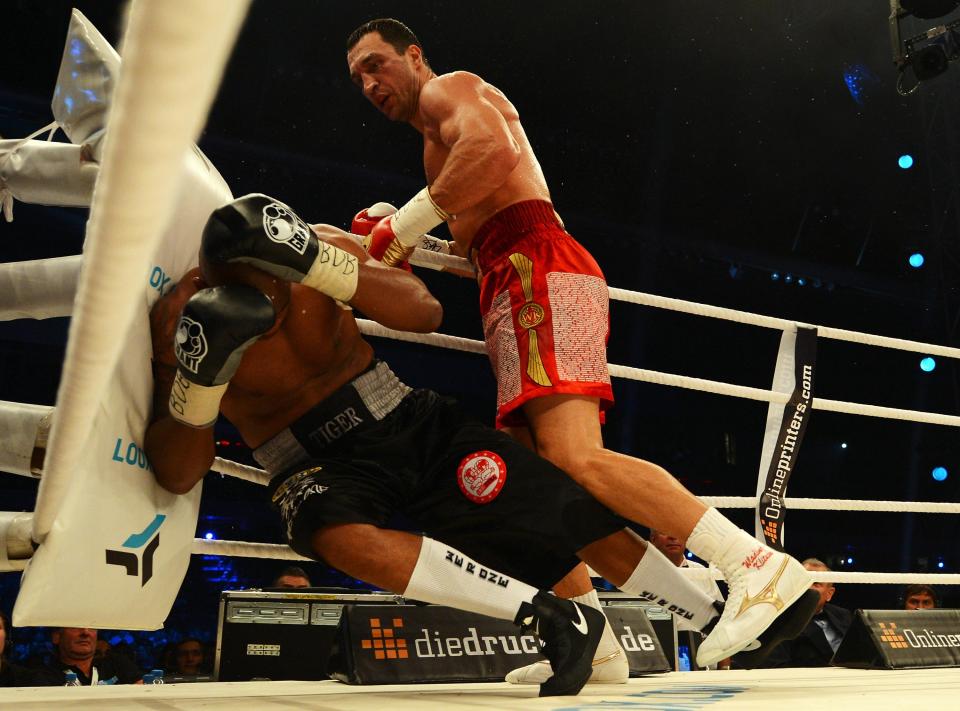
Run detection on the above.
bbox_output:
[1,667,958,709]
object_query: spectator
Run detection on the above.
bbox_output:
[172,638,207,676]
[0,610,58,687]
[903,584,938,610]
[48,628,142,685]
[94,638,111,663]
[756,558,853,667]
[650,529,727,670]
[271,566,312,589]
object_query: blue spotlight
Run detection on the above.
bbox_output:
[771,272,780,281]
[797,277,807,287]
[898,154,914,170]
[909,252,925,268]
[932,466,948,482]
[920,357,936,372]
[784,274,794,284]
[204,531,216,540]
[938,561,945,569]
[846,557,853,565]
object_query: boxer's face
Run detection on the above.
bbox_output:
[347,32,422,122]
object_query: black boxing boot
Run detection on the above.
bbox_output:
[514,592,605,697]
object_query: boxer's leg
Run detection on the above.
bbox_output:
[312,523,605,697]
[525,394,813,667]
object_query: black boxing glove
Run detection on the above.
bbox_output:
[202,193,359,302]
[168,285,275,428]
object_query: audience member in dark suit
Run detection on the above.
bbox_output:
[750,558,852,667]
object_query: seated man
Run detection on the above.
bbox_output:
[145,194,814,696]
[903,584,938,610]
[47,628,142,685]
[271,566,312,589]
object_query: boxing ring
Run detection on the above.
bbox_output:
[1,0,959,705]
[0,667,957,708]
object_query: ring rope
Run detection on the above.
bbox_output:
[206,460,958,514]
[699,496,960,514]
[403,244,960,359]
[355,321,960,427]
[191,537,960,585]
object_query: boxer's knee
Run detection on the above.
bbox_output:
[311,522,380,565]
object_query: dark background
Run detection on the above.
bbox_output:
[2,1,959,649]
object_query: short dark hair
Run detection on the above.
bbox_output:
[271,566,311,586]
[346,18,428,65]
[904,584,939,605]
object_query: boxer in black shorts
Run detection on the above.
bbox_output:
[146,194,809,696]
[261,362,625,591]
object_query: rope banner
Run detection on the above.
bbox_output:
[755,326,817,550]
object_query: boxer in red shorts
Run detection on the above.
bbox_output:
[473,200,613,430]
[346,18,816,680]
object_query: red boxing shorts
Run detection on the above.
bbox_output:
[472,200,613,428]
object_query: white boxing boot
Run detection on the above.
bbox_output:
[687,509,812,667]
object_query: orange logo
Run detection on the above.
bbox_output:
[517,302,545,329]
[761,519,779,542]
[360,617,409,660]
[878,622,909,649]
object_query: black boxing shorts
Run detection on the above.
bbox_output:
[258,361,626,590]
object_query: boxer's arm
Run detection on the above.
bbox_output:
[312,224,443,333]
[419,75,522,214]
[145,288,216,495]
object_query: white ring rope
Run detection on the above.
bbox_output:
[192,536,960,585]
[32,0,251,542]
[355,321,960,428]
[699,497,960,514]
[404,244,960,359]
[193,538,309,561]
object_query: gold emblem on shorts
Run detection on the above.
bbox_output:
[508,253,552,387]
[518,303,545,329]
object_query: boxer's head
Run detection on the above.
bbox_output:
[199,247,290,319]
[347,19,431,122]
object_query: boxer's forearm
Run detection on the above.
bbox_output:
[351,262,443,333]
[145,417,215,495]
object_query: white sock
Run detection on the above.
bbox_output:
[403,537,537,621]
[685,507,747,562]
[570,589,623,659]
[617,541,719,631]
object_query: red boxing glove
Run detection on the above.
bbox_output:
[351,202,397,237]
[353,203,413,272]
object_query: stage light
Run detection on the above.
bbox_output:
[920,357,936,372]
[909,252,925,268]
[797,277,807,287]
[784,274,794,284]
[846,557,854,565]
[204,531,216,540]
[899,154,914,169]
[841,442,848,449]
[771,272,780,281]
[938,561,945,569]
[932,466,948,481]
